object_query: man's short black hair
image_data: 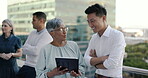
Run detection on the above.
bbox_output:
[85,3,107,17]
[33,11,46,21]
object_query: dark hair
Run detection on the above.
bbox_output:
[85,3,107,17]
[33,11,46,22]
[2,19,14,35]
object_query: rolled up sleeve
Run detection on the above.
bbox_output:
[84,38,94,67]
[84,49,93,67]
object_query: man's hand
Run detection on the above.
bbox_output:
[89,49,97,57]
[100,55,109,62]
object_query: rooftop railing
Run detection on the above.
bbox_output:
[123,66,148,76]
[17,59,148,78]
[17,41,148,78]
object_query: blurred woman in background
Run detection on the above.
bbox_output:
[0,19,22,78]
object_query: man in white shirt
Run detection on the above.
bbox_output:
[17,11,53,78]
[84,4,126,78]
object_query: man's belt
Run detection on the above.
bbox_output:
[95,73,112,78]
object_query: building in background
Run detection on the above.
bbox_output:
[7,0,115,78]
[8,0,55,35]
[7,0,115,41]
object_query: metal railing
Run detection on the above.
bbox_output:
[17,41,148,77]
[17,59,148,77]
[123,66,148,76]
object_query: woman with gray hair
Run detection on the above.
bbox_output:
[0,19,22,78]
[36,18,85,78]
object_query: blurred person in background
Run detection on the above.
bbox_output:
[84,3,126,78]
[17,11,53,78]
[36,18,85,78]
[0,19,22,78]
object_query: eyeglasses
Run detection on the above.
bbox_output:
[53,27,68,32]
[2,25,9,27]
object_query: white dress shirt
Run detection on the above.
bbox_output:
[23,28,53,67]
[84,26,126,78]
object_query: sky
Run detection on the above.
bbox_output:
[0,0,148,29]
[116,0,148,28]
[0,0,7,24]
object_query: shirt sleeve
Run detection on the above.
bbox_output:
[103,32,126,69]
[22,32,53,56]
[15,37,22,49]
[84,35,95,67]
[35,48,49,78]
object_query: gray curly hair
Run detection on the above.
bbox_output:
[46,18,64,32]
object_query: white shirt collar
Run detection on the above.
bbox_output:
[36,28,46,34]
[102,25,111,37]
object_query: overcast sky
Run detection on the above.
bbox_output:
[116,0,148,28]
[0,0,148,28]
[0,0,7,24]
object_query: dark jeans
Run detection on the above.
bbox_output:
[17,65,36,78]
